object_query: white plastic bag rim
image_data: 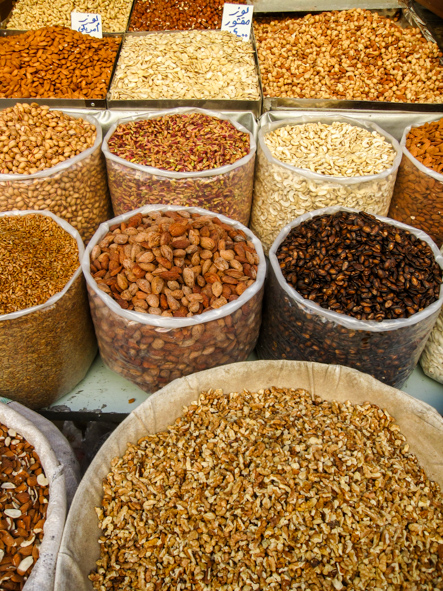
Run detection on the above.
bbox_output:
[400,115,443,182]
[0,210,84,322]
[82,204,266,329]
[0,112,102,181]
[259,114,402,185]
[269,206,443,333]
[102,107,256,179]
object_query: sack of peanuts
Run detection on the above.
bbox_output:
[0,103,112,244]
[0,210,97,409]
[102,108,256,225]
[256,206,443,389]
[388,116,443,248]
[55,359,443,591]
[420,245,443,384]
[250,113,402,254]
[82,204,265,393]
[0,400,67,591]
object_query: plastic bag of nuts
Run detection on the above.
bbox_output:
[0,105,112,244]
[388,117,443,248]
[420,245,443,384]
[0,210,97,409]
[102,108,256,225]
[250,114,402,254]
[82,205,265,393]
[256,207,443,389]
[0,401,67,591]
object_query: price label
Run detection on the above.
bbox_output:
[71,12,102,38]
[221,3,253,41]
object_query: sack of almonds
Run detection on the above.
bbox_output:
[0,400,68,591]
[388,116,443,248]
[55,359,443,591]
[0,210,97,409]
[0,103,112,244]
[256,206,443,388]
[82,204,265,393]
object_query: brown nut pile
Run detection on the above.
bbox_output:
[389,119,443,247]
[277,210,442,321]
[254,8,443,103]
[129,0,246,31]
[0,422,50,591]
[0,27,120,99]
[0,103,96,175]
[91,210,259,316]
[90,386,443,591]
[0,214,79,315]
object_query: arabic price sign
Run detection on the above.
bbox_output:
[71,12,102,38]
[221,3,253,41]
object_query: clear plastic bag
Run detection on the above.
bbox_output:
[250,114,402,254]
[0,210,97,409]
[420,245,443,384]
[256,206,443,388]
[0,112,112,244]
[102,108,256,225]
[388,118,443,248]
[82,204,265,393]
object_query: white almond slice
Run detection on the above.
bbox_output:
[37,474,49,487]
[1,483,16,489]
[4,508,21,519]
[17,556,33,576]
[20,535,35,548]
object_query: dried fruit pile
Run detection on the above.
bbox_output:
[0,214,79,315]
[90,209,259,316]
[0,422,49,591]
[107,113,250,172]
[90,386,443,590]
[277,211,441,321]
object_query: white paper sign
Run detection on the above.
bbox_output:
[221,3,253,41]
[71,12,102,38]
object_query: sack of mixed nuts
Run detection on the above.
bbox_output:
[388,117,443,248]
[54,359,443,591]
[0,210,97,409]
[82,204,265,393]
[250,113,402,254]
[420,245,443,384]
[102,108,256,225]
[257,206,443,388]
[0,401,67,591]
[0,104,112,244]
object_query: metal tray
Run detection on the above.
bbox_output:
[257,6,443,112]
[0,29,122,109]
[107,31,263,118]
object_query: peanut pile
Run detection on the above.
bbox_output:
[0,422,50,591]
[255,9,443,103]
[90,210,259,316]
[0,103,96,175]
[90,387,443,590]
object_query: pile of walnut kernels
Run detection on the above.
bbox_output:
[90,387,443,590]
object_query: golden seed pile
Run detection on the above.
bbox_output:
[0,214,79,314]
